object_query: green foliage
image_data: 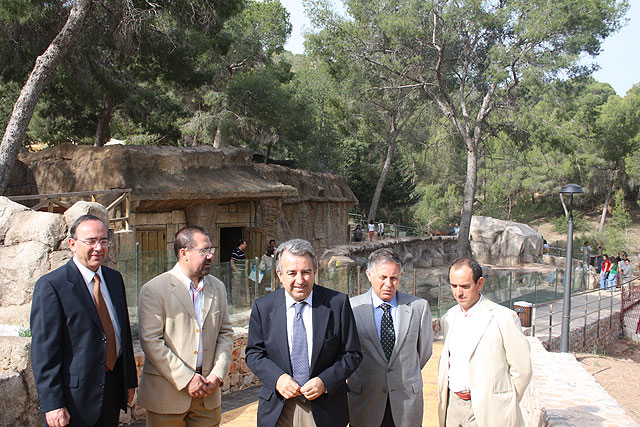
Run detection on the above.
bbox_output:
[552,212,588,234]
[413,184,461,232]
[18,327,31,337]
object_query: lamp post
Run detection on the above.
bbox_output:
[559,184,584,352]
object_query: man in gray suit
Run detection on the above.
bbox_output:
[348,248,433,427]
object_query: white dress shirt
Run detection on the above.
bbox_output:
[447,295,484,393]
[73,257,122,356]
[371,291,399,341]
[175,266,206,369]
[285,290,313,366]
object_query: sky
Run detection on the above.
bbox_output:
[280,0,640,96]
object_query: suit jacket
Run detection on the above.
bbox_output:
[437,298,532,427]
[137,264,234,414]
[348,289,433,427]
[30,259,138,425]
[245,285,362,427]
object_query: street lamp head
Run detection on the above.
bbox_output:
[559,184,584,195]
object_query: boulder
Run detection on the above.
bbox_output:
[4,210,66,248]
[0,337,40,427]
[0,242,51,306]
[0,197,28,244]
[64,201,109,230]
[470,216,542,267]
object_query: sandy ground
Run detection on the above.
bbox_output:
[575,337,640,424]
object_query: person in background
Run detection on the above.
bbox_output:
[258,246,276,289]
[620,258,634,286]
[353,225,363,242]
[269,239,277,250]
[230,238,248,305]
[453,223,460,236]
[368,220,375,242]
[377,221,385,239]
[582,241,592,269]
[595,245,603,273]
[542,239,550,254]
[600,254,611,289]
[608,256,619,290]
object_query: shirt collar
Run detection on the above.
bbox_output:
[73,256,104,286]
[174,263,205,290]
[285,288,313,310]
[371,290,398,309]
[455,294,483,317]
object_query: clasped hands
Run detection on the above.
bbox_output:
[187,372,222,398]
[276,374,326,400]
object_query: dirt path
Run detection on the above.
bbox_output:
[575,338,640,424]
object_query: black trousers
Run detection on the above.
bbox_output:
[381,396,395,427]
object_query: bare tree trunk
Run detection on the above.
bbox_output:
[598,170,616,233]
[368,136,397,222]
[456,141,477,258]
[0,0,93,194]
[559,193,569,218]
[94,97,113,146]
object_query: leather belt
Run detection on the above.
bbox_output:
[454,391,471,401]
[195,367,202,375]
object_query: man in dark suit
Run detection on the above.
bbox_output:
[246,238,362,427]
[31,214,137,427]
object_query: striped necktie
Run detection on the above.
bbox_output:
[291,301,310,393]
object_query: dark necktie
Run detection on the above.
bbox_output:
[93,274,117,371]
[291,301,310,391]
[380,303,395,361]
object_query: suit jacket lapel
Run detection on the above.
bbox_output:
[269,289,291,374]
[468,298,492,359]
[389,292,413,365]
[66,260,102,330]
[310,286,330,371]
[354,289,387,362]
[169,265,197,320]
[201,277,215,322]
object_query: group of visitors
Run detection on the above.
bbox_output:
[598,250,634,290]
[29,215,531,427]
[353,220,399,242]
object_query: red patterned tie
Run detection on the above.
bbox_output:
[93,274,117,371]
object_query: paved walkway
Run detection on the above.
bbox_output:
[220,339,444,426]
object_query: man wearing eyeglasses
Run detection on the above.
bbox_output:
[31,214,138,427]
[137,226,234,427]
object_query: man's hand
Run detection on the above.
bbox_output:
[186,373,212,398]
[45,407,70,427]
[275,373,301,399]
[127,388,136,405]
[205,373,223,393]
[300,377,326,401]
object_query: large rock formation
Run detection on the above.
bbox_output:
[470,216,543,267]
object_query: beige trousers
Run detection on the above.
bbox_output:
[445,390,478,427]
[276,398,316,427]
[145,398,222,427]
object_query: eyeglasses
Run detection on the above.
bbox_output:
[76,238,110,248]
[187,247,215,256]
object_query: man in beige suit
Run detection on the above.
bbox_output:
[438,258,532,427]
[138,226,234,427]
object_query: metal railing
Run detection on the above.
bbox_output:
[530,286,621,350]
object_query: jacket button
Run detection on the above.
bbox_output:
[102,338,107,343]
[194,350,198,354]
[101,360,105,366]
[195,328,200,333]
[99,383,104,389]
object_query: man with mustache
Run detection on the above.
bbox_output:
[138,226,234,427]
